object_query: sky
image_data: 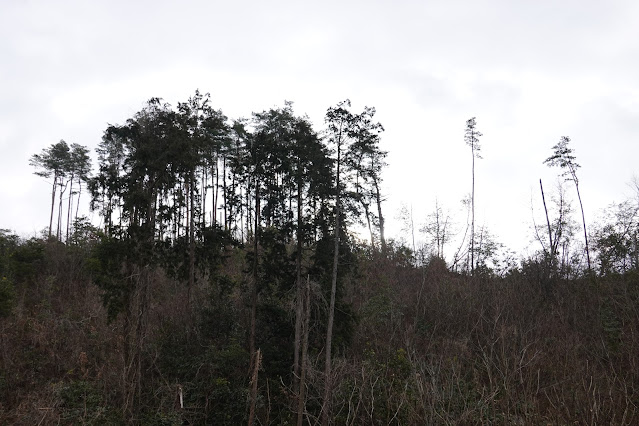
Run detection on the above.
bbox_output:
[1,0,638,261]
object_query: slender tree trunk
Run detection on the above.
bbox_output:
[223,155,228,230]
[231,161,238,237]
[188,171,195,310]
[176,185,183,239]
[122,280,133,419]
[322,136,341,426]
[214,158,219,228]
[75,179,82,224]
[355,158,374,248]
[118,193,122,231]
[249,183,260,359]
[437,220,442,257]
[240,187,245,243]
[172,190,178,241]
[540,179,554,259]
[49,175,57,239]
[410,205,416,254]
[66,175,74,241]
[248,348,261,426]
[453,201,471,273]
[293,177,303,394]
[246,180,252,239]
[122,264,151,422]
[364,203,374,249]
[434,201,443,257]
[202,167,207,229]
[471,145,475,275]
[297,276,310,426]
[57,181,67,241]
[373,176,386,252]
[134,267,149,418]
[476,226,484,267]
[105,190,112,236]
[574,182,592,270]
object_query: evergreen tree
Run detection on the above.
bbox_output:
[30,140,71,239]
[464,117,482,274]
[322,99,355,426]
[65,143,92,241]
[348,107,387,251]
[544,136,591,271]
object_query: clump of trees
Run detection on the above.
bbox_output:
[50,92,386,423]
[30,140,91,241]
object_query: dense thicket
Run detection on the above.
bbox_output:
[3,93,639,424]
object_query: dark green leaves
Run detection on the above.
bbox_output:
[544,136,580,183]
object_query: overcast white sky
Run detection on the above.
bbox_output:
[1,0,638,259]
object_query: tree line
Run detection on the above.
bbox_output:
[17,91,639,424]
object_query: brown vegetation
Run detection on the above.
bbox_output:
[1,235,638,424]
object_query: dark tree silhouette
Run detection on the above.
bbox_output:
[30,140,91,241]
[464,117,482,274]
[544,136,591,271]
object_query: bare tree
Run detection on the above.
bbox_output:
[397,203,416,255]
[420,199,451,260]
[532,179,578,277]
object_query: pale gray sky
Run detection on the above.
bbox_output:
[1,0,638,259]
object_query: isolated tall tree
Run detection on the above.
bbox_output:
[544,136,591,270]
[29,140,71,239]
[322,99,355,426]
[464,117,482,274]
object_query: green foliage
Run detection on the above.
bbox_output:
[334,346,415,424]
[254,226,295,296]
[0,276,14,317]
[4,206,639,424]
[256,301,294,377]
[30,140,92,241]
[10,237,45,284]
[0,230,18,317]
[599,296,622,353]
[87,235,131,322]
[544,136,580,182]
[156,320,249,425]
[0,230,18,272]
[464,116,482,158]
[56,380,119,424]
[68,216,101,247]
[594,200,639,274]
